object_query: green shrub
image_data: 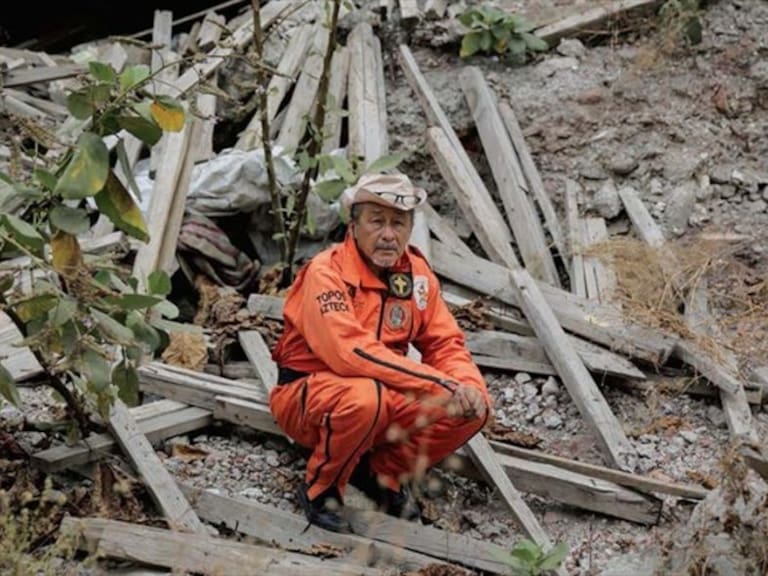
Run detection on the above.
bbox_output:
[458,7,548,63]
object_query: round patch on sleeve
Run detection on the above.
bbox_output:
[413,275,429,310]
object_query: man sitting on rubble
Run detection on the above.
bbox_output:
[270,173,492,533]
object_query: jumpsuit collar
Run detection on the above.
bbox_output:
[340,231,411,290]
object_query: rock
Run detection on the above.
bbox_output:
[715,184,737,199]
[662,148,705,183]
[239,487,266,500]
[706,406,727,428]
[696,174,713,200]
[574,87,605,104]
[462,509,484,527]
[664,181,697,236]
[750,199,767,213]
[544,395,558,409]
[749,59,768,86]
[636,444,657,459]
[0,405,24,427]
[710,164,735,185]
[541,377,560,397]
[680,430,699,444]
[522,383,538,399]
[592,179,622,219]
[556,38,587,58]
[600,551,660,576]
[503,388,516,404]
[514,372,532,385]
[525,403,542,421]
[542,410,563,429]
[478,520,506,538]
[536,56,579,77]
[608,155,639,176]
[265,451,280,467]
[580,162,608,180]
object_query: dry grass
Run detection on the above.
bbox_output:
[584,234,768,369]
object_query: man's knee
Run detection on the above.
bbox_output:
[335,377,383,424]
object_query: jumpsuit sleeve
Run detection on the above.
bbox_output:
[412,271,490,403]
[295,264,457,398]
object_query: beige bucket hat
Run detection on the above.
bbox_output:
[340,173,428,212]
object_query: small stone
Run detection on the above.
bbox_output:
[536,56,579,77]
[680,430,699,444]
[503,388,516,404]
[574,87,605,105]
[716,184,737,199]
[541,377,560,397]
[608,155,639,177]
[544,395,558,409]
[525,403,542,422]
[265,451,280,467]
[636,444,656,459]
[592,178,622,219]
[750,199,767,213]
[707,406,727,428]
[556,38,586,58]
[542,410,563,429]
[664,181,697,236]
[463,510,484,527]
[522,383,538,399]
[239,487,265,500]
[514,372,532,385]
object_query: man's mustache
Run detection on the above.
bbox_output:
[375,244,398,250]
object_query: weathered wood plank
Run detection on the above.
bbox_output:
[399,0,422,21]
[498,102,566,261]
[213,396,281,435]
[237,330,277,394]
[564,178,587,297]
[427,127,520,269]
[181,484,440,573]
[236,23,314,150]
[510,268,637,471]
[421,202,474,258]
[461,67,559,286]
[440,286,535,336]
[347,22,388,162]
[489,440,708,500]
[276,28,331,152]
[582,217,616,303]
[196,11,226,50]
[432,241,676,364]
[453,447,662,524]
[0,313,43,381]
[3,64,85,87]
[108,400,205,533]
[322,46,351,153]
[33,403,211,473]
[616,185,665,248]
[398,45,513,247]
[62,517,383,576]
[741,446,768,482]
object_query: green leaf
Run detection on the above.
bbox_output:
[91,308,134,343]
[147,270,172,296]
[305,207,316,237]
[0,179,18,210]
[150,317,203,336]
[150,97,185,132]
[491,24,512,42]
[88,84,113,107]
[66,91,94,120]
[314,179,347,202]
[127,312,162,351]
[460,31,486,58]
[89,61,116,83]
[330,155,355,182]
[116,138,142,201]
[514,17,536,33]
[457,9,478,28]
[508,37,528,56]
[82,348,111,392]
[153,299,179,320]
[59,320,80,356]
[15,293,58,322]
[510,540,541,564]
[684,17,703,44]
[50,297,78,326]
[117,115,162,146]
[119,64,150,92]
[539,542,569,571]
[520,32,549,52]
[0,363,21,407]
[365,152,406,174]
[49,205,90,235]
[94,171,150,242]
[112,360,139,406]
[1,213,45,256]
[105,293,163,310]
[55,132,110,199]
[479,31,493,52]
[33,169,58,192]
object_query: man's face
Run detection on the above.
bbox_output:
[350,203,414,272]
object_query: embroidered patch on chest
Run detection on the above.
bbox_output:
[413,275,428,310]
[388,273,412,298]
[386,302,409,331]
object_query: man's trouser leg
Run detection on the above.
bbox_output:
[367,394,488,491]
[269,370,389,501]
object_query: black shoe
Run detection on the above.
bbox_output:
[296,483,353,534]
[349,456,421,522]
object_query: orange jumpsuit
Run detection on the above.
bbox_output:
[270,232,490,501]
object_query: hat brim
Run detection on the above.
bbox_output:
[342,187,427,212]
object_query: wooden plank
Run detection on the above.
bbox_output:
[510,268,637,471]
[344,506,522,575]
[0,313,43,381]
[741,447,768,482]
[472,353,556,375]
[62,517,383,576]
[276,28,331,152]
[564,178,587,297]
[236,23,314,150]
[2,64,85,87]
[108,400,206,533]
[197,12,227,49]
[427,127,520,269]
[150,10,173,81]
[322,46,351,153]
[582,217,616,303]
[181,484,440,573]
[432,241,677,364]
[440,288,534,336]
[0,92,49,119]
[616,185,666,248]
[34,404,211,473]
[466,329,645,380]
[5,89,68,117]
[347,22,388,162]
[533,0,664,44]
[133,117,202,286]
[174,1,289,95]
[399,0,422,21]
[247,293,286,319]
[424,0,448,19]
[213,396,282,435]
[397,45,514,247]
[237,330,277,394]
[191,90,217,162]
[461,67,560,286]
[421,202,474,258]
[498,102,566,261]
[464,434,565,576]
[489,440,708,500]
[453,448,662,525]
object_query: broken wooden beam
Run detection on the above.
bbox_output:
[33,400,211,473]
[432,241,676,364]
[238,330,277,394]
[2,64,85,88]
[0,312,43,382]
[510,268,637,471]
[582,217,617,303]
[322,46,351,153]
[62,517,384,576]
[461,67,560,286]
[741,446,768,483]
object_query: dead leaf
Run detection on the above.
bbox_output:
[419,499,441,523]
[171,443,209,462]
[402,564,471,576]
[309,543,345,559]
[486,423,542,448]
[51,230,82,276]
[161,331,208,371]
[449,299,494,332]
[686,469,719,489]
[712,84,730,116]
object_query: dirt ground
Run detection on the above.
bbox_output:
[3,1,768,574]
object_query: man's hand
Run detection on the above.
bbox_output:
[447,384,488,420]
